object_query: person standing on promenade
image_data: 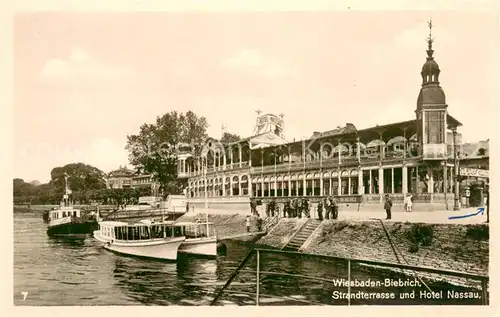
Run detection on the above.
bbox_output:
[317,200,324,221]
[331,198,339,219]
[404,194,413,212]
[246,214,251,232]
[384,194,393,220]
[257,214,263,232]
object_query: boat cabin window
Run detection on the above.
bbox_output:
[111,224,188,241]
[101,226,115,238]
[183,224,210,239]
[104,223,216,241]
[174,226,184,237]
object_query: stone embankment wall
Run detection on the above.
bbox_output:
[258,218,308,248]
[303,220,489,288]
[198,212,489,289]
[178,212,261,241]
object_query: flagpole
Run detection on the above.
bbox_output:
[206,212,209,238]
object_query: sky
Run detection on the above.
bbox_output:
[13,10,498,183]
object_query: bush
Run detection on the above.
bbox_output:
[406,224,434,247]
[334,221,349,232]
[466,224,489,241]
[408,243,419,253]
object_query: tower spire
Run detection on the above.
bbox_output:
[427,18,433,47]
[221,124,226,138]
[426,18,434,58]
[419,18,440,86]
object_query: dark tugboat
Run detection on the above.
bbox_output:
[45,174,98,236]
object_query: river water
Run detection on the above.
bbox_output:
[14,210,485,306]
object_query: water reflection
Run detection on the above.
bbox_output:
[113,255,218,305]
[47,235,88,247]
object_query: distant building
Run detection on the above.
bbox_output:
[106,165,135,189]
[131,174,154,188]
[457,139,489,207]
[106,165,161,196]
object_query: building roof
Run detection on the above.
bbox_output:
[417,85,446,106]
[417,32,447,108]
[447,114,462,128]
[357,120,416,134]
[311,123,357,138]
[221,131,288,149]
[108,166,135,178]
[461,139,489,158]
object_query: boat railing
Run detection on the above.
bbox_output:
[103,207,184,222]
[180,221,216,239]
[210,248,489,306]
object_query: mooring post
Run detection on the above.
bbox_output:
[481,278,488,305]
[347,259,351,306]
[256,249,260,306]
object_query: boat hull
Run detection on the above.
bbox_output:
[179,238,217,257]
[47,221,98,236]
[94,232,185,261]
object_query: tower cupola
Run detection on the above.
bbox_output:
[417,19,446,110]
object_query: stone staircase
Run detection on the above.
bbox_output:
[282,219,323,251]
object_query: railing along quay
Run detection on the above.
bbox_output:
[210,248,489,306]
[102,208,185,221]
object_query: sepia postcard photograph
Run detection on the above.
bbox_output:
[4,0,498,313]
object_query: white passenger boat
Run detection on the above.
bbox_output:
[93,220,186,261]
[174,220,217,257]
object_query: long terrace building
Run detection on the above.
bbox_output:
[177,25,489,212]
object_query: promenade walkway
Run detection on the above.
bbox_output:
[336,207,487,224]
[189,206,487,225]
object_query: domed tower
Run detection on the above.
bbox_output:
[416,19,448,159]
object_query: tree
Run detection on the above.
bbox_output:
[13,178,36,197]
[49,163,107,194]
[220,132,241,144]
[125,111,208,194]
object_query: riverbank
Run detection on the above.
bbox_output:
[303,220,488,288]
[178,212,264,242]
[180,211,488,289]
[14,204,116,212]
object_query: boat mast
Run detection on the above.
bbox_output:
[63,173,70,207]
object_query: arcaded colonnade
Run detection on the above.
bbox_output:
[183,121,459,201]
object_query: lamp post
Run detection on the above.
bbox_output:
[452,128,460,211]
[486,183,489,223]
[443,161,448,210]
[464,153,469,208]
[204,157,208,209]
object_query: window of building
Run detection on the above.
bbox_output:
[425,111,445,144]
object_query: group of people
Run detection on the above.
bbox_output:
[383,193,413,220]
[245,214,263,232]
[249,196,341,220]
[247,193,415,225]
[316,197,340,220]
